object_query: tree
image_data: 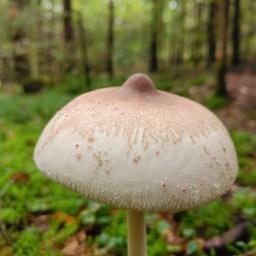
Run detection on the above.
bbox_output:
[172,0,186,65]
[106,0,114,78]
[10,0,30,81]
[28,0,41,79]
[149,0,164,72]
[77,12,91,87]
[207,0,217,66]
[244,0,255,59]
[63,0,74,72]
[63,0,73,42]
[216,0,230,96]
[232,0,241,66]
[150,0,158,72]
[192,0,204,64]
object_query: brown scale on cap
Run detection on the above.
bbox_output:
[88,136,95,143]
[133,155,141,164]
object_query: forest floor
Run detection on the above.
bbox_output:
[0,70,256,256]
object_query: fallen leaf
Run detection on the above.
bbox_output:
[10,172,29,183]
[62,231,86,256]
[29,214,50,232]
[53,212,76,224]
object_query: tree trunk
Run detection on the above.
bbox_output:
[232,0,240,66]
[175,0,186,65]
[63,0,73,41]
[28,1,41,79]
[106,0,114,78]
[150,24,158,72]
[244,0,255,60]
[149,0,162,72]
[77,12,91,88]
[29,42,39,79]
[63,0,74,72]
[50,0,62,83]
[11,0,30,82]
[207,0,217,66]
[216,0,230,97]
[193,1,203,64]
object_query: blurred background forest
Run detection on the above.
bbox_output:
[0,0,256,255]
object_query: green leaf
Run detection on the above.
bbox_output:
[187,240,198,255]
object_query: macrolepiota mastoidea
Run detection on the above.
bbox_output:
[34,74,238,256]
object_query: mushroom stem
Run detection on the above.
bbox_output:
[127,210,147,256]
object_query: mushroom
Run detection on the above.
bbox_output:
[34,74,238,256]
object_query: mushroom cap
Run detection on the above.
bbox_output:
[34,74,238,212]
